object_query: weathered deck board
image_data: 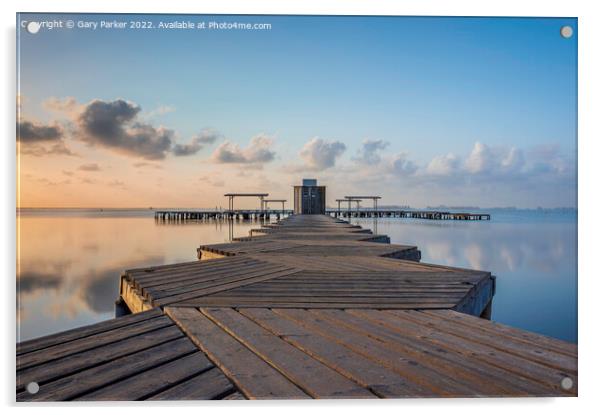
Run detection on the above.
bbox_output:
[163,307,576,398]
[17,316,174,371]
[147,367,236,400]
[16,325,184,390]
[17,308,239,402]
[16,308,163,356]
[165,307,309,399]
[200,307,376,398]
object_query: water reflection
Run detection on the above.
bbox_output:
[354,213,577,343]
[16,212,258,341]
[17,210,577,343]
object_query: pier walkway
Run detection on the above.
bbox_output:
[17,215,576,401]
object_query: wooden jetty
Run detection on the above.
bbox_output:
[17,214,575,401]
[154,209,490,222]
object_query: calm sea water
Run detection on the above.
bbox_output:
[16,208,577,343]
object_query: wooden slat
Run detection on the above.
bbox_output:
[272,308,483,397]
[323,309,553,396]
[147,367,235,400]
[133,258,263,287]
[422,310,578,356]
[128,256,254,280]
[17,316,173,371]
[17,325,183,390]
[200,295,464,303]
[165,307,309,399]
[175,301,457,309]
[238,308,431,398]
[380,310,577,394]
[16,308,163,355]
[75,352,214,401]
[201,307,375,398]
[146,263,289,298]
[153,267,301,307]
[18,337,198,401]
[396,310,577,373]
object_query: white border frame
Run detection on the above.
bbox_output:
[3,1,600,414]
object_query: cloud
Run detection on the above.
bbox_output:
[500,147,525,172]
[17,120,63,143]
[38,178,72,186]
[17,271,62,294]
[77,99,174,160]
[141,105,176,120]
[462,142,530,176]
[199,176,225,187]
[78,163,101,172]
[211,134,275,165]
[81,268,120,313]
[173,129,222,156]
[353,139,389,164]
[465,142,494,174]
[388,152,418,176]
[43,96,82,116]
[426,153,461,175]
[299,137,346,171]
[133,162,162,170]
[19,141,77,157]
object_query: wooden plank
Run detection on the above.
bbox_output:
[423,310,577,356]
[18,337,198,401]
[147,367,235,400]
[146,263,289,298]
[153,268,301,306]
[273,308,480,397]
[201,307,375,398]
[75,352,214,401]
[384,310,577,394]
[16,308,163,355]
[328,309,553,396]
[17,325,183,390]
[311,309,523,396]
[190,295,462,304]
[397,310,577,373]
[238,308,431,398]
[17,316,174,371]
[128,256,254,280]
[165,307,309,399]
[230,288,469,296]
[133,258,264,287]
[136,259,270,288]
[173,301,457,309]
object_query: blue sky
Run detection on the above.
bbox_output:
[17,14,577,208]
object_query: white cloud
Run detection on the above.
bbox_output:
[388,152,418,176]
[173,129,222,156]
[426,153,460,175]
[211,134,276,165]
[465,142,492,174]
[353,139,389,165]
[299,137,346,170]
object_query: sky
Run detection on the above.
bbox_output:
[17,14,577,209]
